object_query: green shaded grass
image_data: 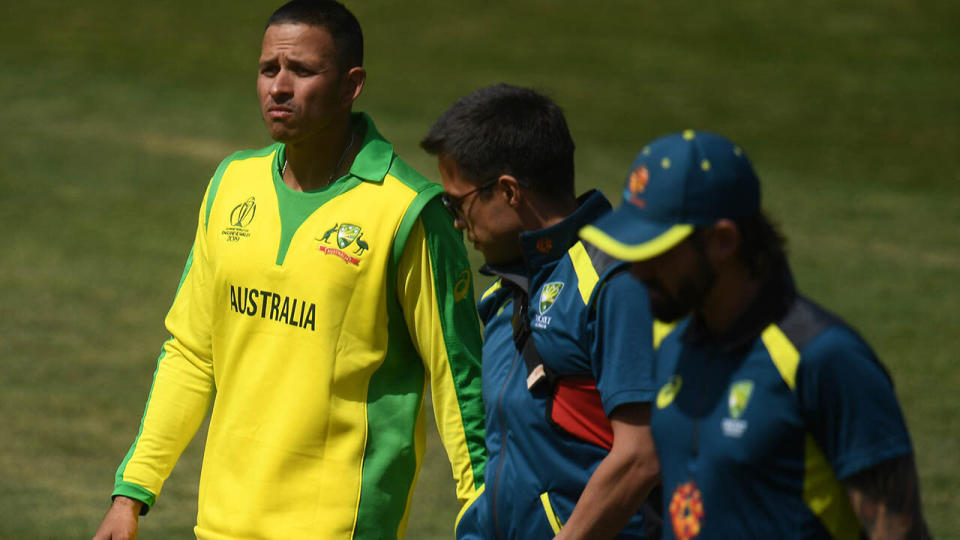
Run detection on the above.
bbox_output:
[1,0,957,537]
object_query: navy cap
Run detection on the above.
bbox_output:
[580,130,760,261]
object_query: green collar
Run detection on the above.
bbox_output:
[273,111,395,188]
[348,112,394,183]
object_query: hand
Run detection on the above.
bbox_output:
[92,496,142,540]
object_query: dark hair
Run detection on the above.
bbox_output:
[733,211,788,278]
[420,83,575,199]
[691,211,788,279]
[266,0,363,73]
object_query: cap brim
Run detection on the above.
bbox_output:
[579,205,694,262]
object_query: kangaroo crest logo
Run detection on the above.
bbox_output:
[337,224,362,249]
[317,222,368,266]
[728,380,754,419]
[539,282,564,314]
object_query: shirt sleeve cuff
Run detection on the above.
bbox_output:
[112,482,157,516]
[602,388,657,416]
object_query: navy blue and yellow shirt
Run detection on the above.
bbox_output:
[456,191,658,539]
[651,268,913,539]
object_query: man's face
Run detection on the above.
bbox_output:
[629,235,715,322]
[257,23,347,143]
[437,155,523,264]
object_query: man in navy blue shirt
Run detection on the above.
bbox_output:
[421,84,661,539]
[580,130,930,539]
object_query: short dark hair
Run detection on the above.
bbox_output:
[420,83,576,199]
[266,0,363,73]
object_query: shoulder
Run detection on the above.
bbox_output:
[385,155,441,196]
[477,279,511,324]
[765,296,901,421]
[777,296,887,381]
[563,240,637,307]
[201,143,281,226]
[214,144,281,176]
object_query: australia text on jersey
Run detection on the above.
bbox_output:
[229,284,317,330]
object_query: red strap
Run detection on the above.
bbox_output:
[551,378,613,450]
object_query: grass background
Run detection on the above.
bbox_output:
[1,0,957,538]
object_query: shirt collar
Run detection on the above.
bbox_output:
[274,112,394,185]
[479,190,613,291]
[519,189,612,268]
[347,112,394,183]
[682,264,797,352]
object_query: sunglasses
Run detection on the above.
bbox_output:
[441,177,499,219]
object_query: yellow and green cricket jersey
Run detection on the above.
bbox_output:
[112,113,486,539]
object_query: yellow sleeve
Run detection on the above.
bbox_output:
[396,200,486,506]
[111,188,216,511]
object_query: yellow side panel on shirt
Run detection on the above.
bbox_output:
[117,138,485,539]
[762,324,861,540]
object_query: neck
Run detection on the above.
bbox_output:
[698,262,762,336]
[282,116,356,192]
[520,193,579,231]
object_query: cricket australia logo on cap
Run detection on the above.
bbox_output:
[316,222,369,266]
[533,282,563,329]
[222,196,256,242]
[722,380,753,438]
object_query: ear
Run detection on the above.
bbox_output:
[497,174,525,208]
[340,67,366,107]
[705,219,741,264]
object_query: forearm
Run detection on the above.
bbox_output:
[113,339,214,503]
[845,454,930,540]
[556,447,659,539]
[556,404,660,540]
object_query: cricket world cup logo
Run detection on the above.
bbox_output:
[222,196,256,242]
[230,197,257,227]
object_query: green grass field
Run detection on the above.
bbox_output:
[1,1,957,538]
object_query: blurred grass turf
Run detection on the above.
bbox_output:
[1,1,957,537]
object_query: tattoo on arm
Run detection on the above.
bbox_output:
[844,454,931,540]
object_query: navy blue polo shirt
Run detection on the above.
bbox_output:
[651,268,913,539]
[456,191,658,539]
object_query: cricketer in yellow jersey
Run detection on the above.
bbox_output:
[93,1,485,539]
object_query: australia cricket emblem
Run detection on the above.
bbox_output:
[722,379,753,438]
[533,282,563,329]
[539,282,564,314]
[728,380,754,419]
[337,223,362,249]
[317,222,369,266]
